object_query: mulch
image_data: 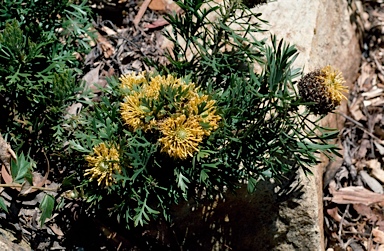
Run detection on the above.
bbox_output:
[324,1,384,250]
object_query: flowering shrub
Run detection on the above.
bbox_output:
[65,0,346,229]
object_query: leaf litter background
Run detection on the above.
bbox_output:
[1,0,384,250]
[324,1,384,250]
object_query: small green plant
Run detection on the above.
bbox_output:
[0,0,95,222]
[66,0,344,229]
[0,0,94,157]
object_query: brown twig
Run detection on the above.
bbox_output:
[338,204,350,247]
[337,112,383,142]
[133,0,152,27]
[0,183,57,191]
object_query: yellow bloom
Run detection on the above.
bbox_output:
[188,94,221,135]
[121,93,147,131]
[158,115,204,159]
[318,65,348,103]
[120,71,147,90]
[85,143,120,187]
[298,65,348,115]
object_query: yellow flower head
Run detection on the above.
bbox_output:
[158,115,204,159]
[188,94,221,135]
[85,143,120,187]
[120,71,147,90]
[120,73,222,157]
[121,93,148,131]
[298,65,348,115]
[318,65,348,103]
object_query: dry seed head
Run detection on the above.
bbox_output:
[298,65,348,115]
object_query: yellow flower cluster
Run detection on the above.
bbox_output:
[85,143,121,187]
[120,72,221,159]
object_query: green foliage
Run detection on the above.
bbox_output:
[39,194,55,227]
[0,0,95,228]
[65,0,340,229]
[0,0,94,157]
[0,197,8,213]
[10,152,34,184]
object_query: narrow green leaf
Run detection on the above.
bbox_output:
[0,197,8,213]
[247,177,258,193]
[39,194,55,226]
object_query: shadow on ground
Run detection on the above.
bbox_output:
[61,173,304,251]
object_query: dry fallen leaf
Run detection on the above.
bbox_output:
[353,204,382,222]
[327,185,384,206]
[149,0,180,12]
[360,170,384,194]
[65,103,82,118]
[373,228,384,244]
[96,32,115,58]
[326,207,342,222]
[366,159,384,184]
[357,138,371,159]
[49,223,64,237]
[374,140,384,155]
[82,65,108,93]
[145,17,170,29]
[133,0,152,27]
[1,164,12,185]
[149,0,166,11]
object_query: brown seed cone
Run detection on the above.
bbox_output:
[298,70,340,115]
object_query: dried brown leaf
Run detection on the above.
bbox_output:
[145,17,169,29]
[353,204,382,222]
[359,170,384,194]
[327,207,342,222]
[19,181,33,196]
[65,103,82,117]
[373,228,384,244]
[361,88,383,99]
[149,0,180,12]
[328,186,384,205]
[1,164,12,185]
[82,65,107,93]
[101,26,117,36]
[374,141,384,155]
[96,32,115,58]
[357,138,370,159]
[366,159,384,183]
[149,0,166,11]
[49,223,64,236]
[133,0,152,27]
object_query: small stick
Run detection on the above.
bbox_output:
[133,0,152,27]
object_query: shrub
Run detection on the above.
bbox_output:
[65,0,343,230]
[0,0,95,224]
[0,0,94,158]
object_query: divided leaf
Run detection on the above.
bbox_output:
[11,152,33,184]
